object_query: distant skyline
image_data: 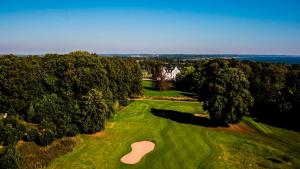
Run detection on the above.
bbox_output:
[1,0,300,55]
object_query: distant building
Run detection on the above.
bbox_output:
[162,66,180,81]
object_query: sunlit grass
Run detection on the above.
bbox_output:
[47,100,300,169]
[142,80,194,97]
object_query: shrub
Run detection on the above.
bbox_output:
[1,118,26,144]
[38,119,56,133]
[26,103,35,122]
[152,79,172,91]
[55,127,66,139]
[113,101,120,111]
[0,124,19,146]
[24,128,38,142]
[36,130,55,146]
[119,97,129,106]
[66,124,80,137]
[0,146,20,169]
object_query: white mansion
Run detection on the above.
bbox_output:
[162,66,181,81]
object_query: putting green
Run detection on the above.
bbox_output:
[48,100,300,169]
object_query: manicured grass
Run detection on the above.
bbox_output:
[48,100,300,169]
[243,117,273,134]
[143,80,194,97]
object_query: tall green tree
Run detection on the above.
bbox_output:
[81,89,108,133]
[175,66,196,91]
[195,61,253,124]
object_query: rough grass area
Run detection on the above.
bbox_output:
[47,100,300,169]
[143,80,195,97]
[17,137,80,169]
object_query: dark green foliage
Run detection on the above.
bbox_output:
[37,130,55,146]
[0,51,143,146]
[151,65,172,91]
[38,120,56,136]
[0,146,20,169]
[26,103,35,122]
[81,89,108,133]
[118,96,129,106]
[175,66,195,91]
[194,60,253,124]
[151,64,164,81]
[245,62,299,130]
[0,118,25,146]
[66,124,80,137]
[285,65,300,117]
[24,128,38,142]
[0,52,141,166]
[0,124,19,146]
[34,94,63,124]
[139,59,165,78]
[177,59,299,129]
[247,62,288,113]
[152,79,172,91]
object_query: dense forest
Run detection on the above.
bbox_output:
[175,59,299,129]
[0,51,143,168]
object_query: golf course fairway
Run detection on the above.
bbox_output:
[47,100,300,169]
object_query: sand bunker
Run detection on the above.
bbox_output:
[121,141,155,164]
[194,113,208,118]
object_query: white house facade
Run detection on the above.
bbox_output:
[162,66,180,81]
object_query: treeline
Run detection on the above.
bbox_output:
[0,51,143,168]
[176,59,299,129]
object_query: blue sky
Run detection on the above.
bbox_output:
[0,0,300,54]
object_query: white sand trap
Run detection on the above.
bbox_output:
[121,141,155,164]
[194,113,208,118]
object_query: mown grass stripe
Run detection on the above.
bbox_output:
[47,100,300,169]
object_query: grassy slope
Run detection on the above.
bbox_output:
[48,100,300,169]
[143,80,193,97]
[17,137,79,169]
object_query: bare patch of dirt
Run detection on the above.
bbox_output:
[90,131,107,138]
[16,140,25,148]
[216,123,254,133]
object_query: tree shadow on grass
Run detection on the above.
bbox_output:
[179,92,198,98]
[151,109,228,127]
[144,86,156,91]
